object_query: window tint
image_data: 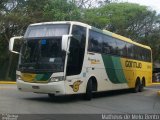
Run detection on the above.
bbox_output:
[116,40,127,57]
[88,29,151,62]
[133,45,151,62]
[103,35,117,54]
[127,43,134,58]
[88,30,117,54]
[140,48,146,61]
[66,25,86,76]
[146,50,151,62]
[88,30,103,53]
[135,46,141,60]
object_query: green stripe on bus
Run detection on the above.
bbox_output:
[102,55,127,84]
[35,73,52,81]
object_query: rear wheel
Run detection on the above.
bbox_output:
[84,80,92,100]
[139,81,144,92]
[133,80,140,93]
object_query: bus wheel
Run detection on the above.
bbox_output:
[139,80,144,92]
[84,80,92,100]
[133,80,140,93]
[48,94,55,99]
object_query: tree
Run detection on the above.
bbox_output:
[0,0,51,80]
[43,0,81,21]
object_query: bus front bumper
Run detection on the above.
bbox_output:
[17,79,65,95]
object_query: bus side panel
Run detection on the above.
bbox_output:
[85,53,114,92]
[101,54,129,90]
[64,75,88,95]
[64,53,152,95]
[120,58,152,88]
[64,53,113,95]
[101,55,128,82]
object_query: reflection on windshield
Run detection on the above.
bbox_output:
[19,38,65,73]
[24,24,70,38]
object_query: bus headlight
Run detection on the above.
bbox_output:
[49,76,64,82]
[16,75,22,80]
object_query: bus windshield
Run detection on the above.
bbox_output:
[24,24,70,38]
[18,24,70,73]
[19,37,66,73]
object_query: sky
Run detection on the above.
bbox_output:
[121,0,160,13]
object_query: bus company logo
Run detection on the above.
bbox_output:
[21,73,35,82]
[70,80,83,92]
[125,60,142,68]
[88,57,100,64]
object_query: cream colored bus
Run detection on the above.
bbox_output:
[9,21,152,100]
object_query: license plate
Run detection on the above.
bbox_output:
[32,86,40,89]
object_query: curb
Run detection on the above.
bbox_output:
[0,81,16,84]
[152,83,160,85]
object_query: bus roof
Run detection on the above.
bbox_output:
[29,21,151,50]
[29,21,89,28]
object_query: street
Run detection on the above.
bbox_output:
[0,84,160,114]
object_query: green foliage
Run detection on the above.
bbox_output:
[82,8,110,28]
[0,0,51,80]
[83,3,159,39]
[43,0,81,21]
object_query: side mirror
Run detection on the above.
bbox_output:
[62,35,72,52]
[9,36,23,54]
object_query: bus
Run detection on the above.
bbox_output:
[9,21,152,100]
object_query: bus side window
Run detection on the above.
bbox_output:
[116,40,126,57]
[103,36,117,55]
[127,43,134,59]
[141,48,146,61]
[102,35,111,54]
[88,30,103,53]
[146,49,151,62]
[133,45,138,60]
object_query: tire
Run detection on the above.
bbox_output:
[139,81,144,92]
[84,80,92,100]
[133,81,140,93]
[48,94,55,99]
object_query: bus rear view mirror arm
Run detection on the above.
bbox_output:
[9,36,23,54]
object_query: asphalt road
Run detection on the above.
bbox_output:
[0,84,160,115]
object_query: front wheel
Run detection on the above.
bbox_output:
[48,94,55,99]
[84,80,92,100]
